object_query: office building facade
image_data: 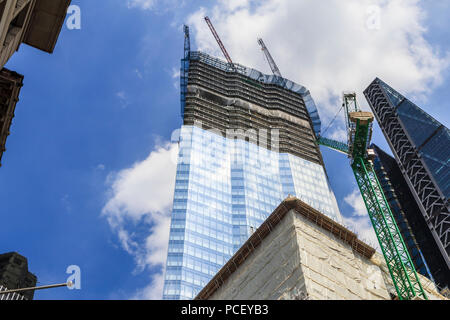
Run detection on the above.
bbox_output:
[0,68,23,166]
[162,49,342,299]
[0,0,71,69]
[0,285,26,300]
[364,79,450,289]
[0,252,37,300]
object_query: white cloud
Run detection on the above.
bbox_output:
[171,67,180,79]
[131,271,166,300]
[344,188,366,217]
[116,91,130,108]
[135,69,144,79]
[102,142,178,299]
[342,188,379,251]
[127,0,157,10]
[126,0,184,12]
[187,0,449,129]
[343,215,380,252]
[116,91,126,100]
[219,0,251,12]
[103,143,178,220]
[171,67,181,89]
[61,194,72,214]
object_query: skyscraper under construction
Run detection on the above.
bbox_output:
[162,26,342,300]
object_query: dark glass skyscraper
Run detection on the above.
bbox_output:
[371,144,434,281]
[364,79,450,289]
[162,46,342,299]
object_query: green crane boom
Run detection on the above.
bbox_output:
[318,93,427,300]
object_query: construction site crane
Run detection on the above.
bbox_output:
[183,25,190,60]
[318,93,428,300]
[180,25,190,117]
[257,38,282,77]
[204,16,235,69]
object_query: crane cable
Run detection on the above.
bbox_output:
[320,104,344,138]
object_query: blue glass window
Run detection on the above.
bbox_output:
[163,126,342,300]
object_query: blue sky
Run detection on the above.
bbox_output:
[0,0,449,299]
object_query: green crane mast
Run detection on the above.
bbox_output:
[318,93,427,300]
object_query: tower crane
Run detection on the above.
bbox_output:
[318,93,428,300]
[180,25,190,117]
[204,17,235,70]
[255,39,428,299]
[257,38,282,77]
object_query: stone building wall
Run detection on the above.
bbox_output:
[207,209,445,300]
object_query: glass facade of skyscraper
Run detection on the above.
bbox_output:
[364,78,450,289]
[163,126,341,299]
[371,144,433,281]
[379,80,450,199]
